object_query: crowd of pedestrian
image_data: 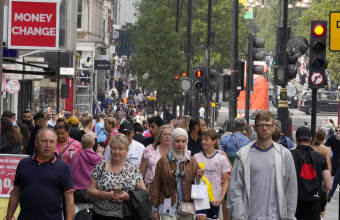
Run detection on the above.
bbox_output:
[1,108,339,220]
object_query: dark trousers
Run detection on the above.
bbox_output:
[295,200,320,220]
[329,158,340,197]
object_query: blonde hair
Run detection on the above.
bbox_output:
[153,125,173,148]
[81,134,95,149]
[110,133,129,150]
[105,117,116,128]
[80,112,93,127]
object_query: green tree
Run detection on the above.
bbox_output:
[127,0,185,103]
[128,0,250,103]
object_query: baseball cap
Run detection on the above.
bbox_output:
[296,127,312,141]
[119,121,134,133]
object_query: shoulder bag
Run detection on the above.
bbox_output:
[57,140,75,161]
[226,133,240,165]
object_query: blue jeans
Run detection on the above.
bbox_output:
[329,164,340,197]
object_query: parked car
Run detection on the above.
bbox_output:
[298,90,340,115]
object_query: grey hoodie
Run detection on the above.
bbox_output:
[227,140,297,220]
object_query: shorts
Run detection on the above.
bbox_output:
[196,203,220,219]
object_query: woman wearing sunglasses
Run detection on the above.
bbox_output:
[150,128,204,220]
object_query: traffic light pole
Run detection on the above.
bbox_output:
[205,0,212,126]
[311,88,317,138]
[229,0,239,128]
[277,0,290,137]
[185,0,192,115]
[245,36,254,124]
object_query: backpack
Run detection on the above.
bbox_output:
[291,148,321,202]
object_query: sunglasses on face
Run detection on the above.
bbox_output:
[336,130,340,132]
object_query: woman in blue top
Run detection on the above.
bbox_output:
[95,113,107,146]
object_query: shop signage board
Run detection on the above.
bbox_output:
[5,80,20,94]
[94,60,110,70]
[0,154,28,198]
[330,12,340,51]
[8,0,59,50]
[0,154,27,219]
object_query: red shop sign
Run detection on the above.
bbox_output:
[8,0,59,50]
[0,154,28,198]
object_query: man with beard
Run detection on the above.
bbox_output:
[227,110,297,220]
[141,116,163,147]
[187,117,206,156]
[26,112,47,156]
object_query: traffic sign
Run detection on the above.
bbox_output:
[310,72,324,85]
[8,0,60,50]
[180,77,192,92]
[329,12,340,51]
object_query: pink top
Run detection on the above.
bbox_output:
[143,144,162,185]
[55,137,82,165]
[103,130,118,147]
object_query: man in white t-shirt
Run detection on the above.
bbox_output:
[102,121,144,167]
[199,104,205,118]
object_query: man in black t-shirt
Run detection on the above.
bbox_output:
[187,117,206,156]
[325,125,340,199]
[292,127,332,219]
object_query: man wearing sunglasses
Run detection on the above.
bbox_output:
[227,110,297,220]
[325,125,340,201]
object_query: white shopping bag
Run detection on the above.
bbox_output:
[192,184,210,211]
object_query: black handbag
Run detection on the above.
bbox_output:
[74,206,92,220]
[74,189,92,203]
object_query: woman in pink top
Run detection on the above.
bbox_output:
[103,117,118,148]
[55,119,82,165]
[139,125,173,191]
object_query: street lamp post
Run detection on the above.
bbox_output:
[229,0,239,129]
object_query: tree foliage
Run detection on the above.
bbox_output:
[127,0,250,103]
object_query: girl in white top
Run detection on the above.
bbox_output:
[194,129,231,220]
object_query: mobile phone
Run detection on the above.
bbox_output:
[114,186,123,194]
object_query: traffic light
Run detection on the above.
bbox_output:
[174,75,179,80]
[247,34,265,91]
[286,36,308,80]
[193,66,206,92]
[208,69,217,90]
[219,73,231,101]
[309,20,327,89]
[287,54,298,80]
[237,61,245,91]
[274,26,290,86]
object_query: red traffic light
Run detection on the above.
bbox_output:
[195,69,203,78]
[174,75,179,80]
[313,25,325,36]
[182,72,187,77]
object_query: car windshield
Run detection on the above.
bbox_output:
[287,86,296,95]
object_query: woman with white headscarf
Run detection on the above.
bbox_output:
[150,128,204,220]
